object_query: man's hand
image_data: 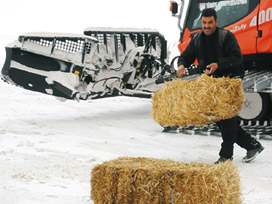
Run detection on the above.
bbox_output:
[177,65,186,77]
[204,63,218,75]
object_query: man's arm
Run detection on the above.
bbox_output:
[177,38,197,77]
[217,32,243,70]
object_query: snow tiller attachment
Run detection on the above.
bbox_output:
[1,29,174,100]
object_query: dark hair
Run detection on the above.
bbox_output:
[201,8,217,20]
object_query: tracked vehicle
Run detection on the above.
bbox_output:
[1,0,271,137]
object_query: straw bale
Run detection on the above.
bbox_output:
[152,74,244,127]
[91,157,241,204]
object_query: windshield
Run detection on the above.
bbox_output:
[186,0,259,31]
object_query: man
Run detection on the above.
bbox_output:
[177,8,264,164]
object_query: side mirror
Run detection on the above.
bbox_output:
[169,0,185,33]
[170,1,178,15]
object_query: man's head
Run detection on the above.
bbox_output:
[201,8,218,36]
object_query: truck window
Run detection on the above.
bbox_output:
[186,0,259,31]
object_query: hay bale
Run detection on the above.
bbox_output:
[152,74,244,127]
[91,157,241,204]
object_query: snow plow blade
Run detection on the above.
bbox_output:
[2,46,80,99]
[1,29,172,100]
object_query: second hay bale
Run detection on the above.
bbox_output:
[91,157,241,204]
[152,74,244,126]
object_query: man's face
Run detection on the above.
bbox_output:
[201,16,218,36]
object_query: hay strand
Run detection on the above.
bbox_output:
[152,74,244,126]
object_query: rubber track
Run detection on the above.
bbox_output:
[178,120,272,140]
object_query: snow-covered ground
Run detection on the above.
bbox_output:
[0,78,271,204]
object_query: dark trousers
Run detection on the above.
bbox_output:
[216,116,255,158]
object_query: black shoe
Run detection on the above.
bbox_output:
[214,157,233,164]
[242,141,264,163]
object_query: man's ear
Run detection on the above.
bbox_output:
[216,19,219,26]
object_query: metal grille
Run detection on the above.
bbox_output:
[55,39,84,53]
[27,38,52,47]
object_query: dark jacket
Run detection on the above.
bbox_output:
[178,28,244,78]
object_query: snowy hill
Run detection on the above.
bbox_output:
[0,79,271,204]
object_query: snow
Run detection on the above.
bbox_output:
[19,32,98,40]
[0,79,271,204]
[0,0,271,203]
[84,27,159,33]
